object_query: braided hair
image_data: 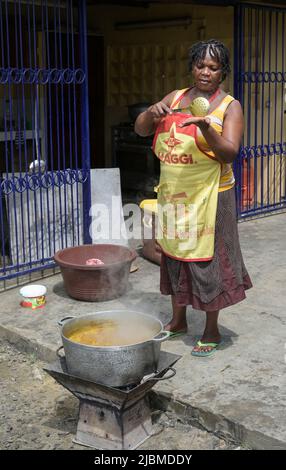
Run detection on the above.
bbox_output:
[188,39,231,82]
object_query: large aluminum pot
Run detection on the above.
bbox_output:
[58,310,170,387]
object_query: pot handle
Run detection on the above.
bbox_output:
[152,330,171,343]
[56,345,65,358]
[140,367,176,384]
[58,316,75,327]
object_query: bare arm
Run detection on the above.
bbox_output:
[179,100,244,164]
[134,91,177,137]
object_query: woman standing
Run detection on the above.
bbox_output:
[135,39,252,356]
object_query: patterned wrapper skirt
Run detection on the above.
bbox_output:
[160,187,253,311]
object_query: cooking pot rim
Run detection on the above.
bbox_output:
[59,310,164,349]
[54,244,137,270]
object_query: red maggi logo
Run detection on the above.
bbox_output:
[158,152,194,164]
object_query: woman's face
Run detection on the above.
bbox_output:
[192,51,223,93]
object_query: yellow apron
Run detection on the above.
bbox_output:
[152,92,221,262]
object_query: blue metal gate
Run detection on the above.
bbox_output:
[234,3,286,219]
[0,0,91,281]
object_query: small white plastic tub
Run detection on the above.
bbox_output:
[19,284,47,310]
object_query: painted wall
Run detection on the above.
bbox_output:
[87,3,234,166]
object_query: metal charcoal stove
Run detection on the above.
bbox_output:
[44,351,181,450]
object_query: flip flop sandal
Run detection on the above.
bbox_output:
[191,340,220,357]
[167,329,188,339]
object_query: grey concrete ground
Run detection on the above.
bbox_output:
[0,212,286,449]
[0,340,239,450]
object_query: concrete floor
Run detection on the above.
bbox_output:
[0,212,286,449]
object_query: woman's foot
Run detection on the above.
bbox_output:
[164,321,188,334]
[192,332,221,356]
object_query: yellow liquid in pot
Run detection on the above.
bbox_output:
[67,320,157,347]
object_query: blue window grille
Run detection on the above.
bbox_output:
[0,0,91,281]
[234,3,286,219]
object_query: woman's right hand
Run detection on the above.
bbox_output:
[135,93,174,136]
[147,101,172,118]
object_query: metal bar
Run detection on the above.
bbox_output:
[53,0,64,249]
[67,0,75,245]
[243,3,286,13]
[240,5,246,215]
[267,11,272,207]
[253,8,259,210]
[260,8,266,209]
[41,0,52,258]
[35,5,45,264]
[17,0,27,263]
[1,261,56,281]
[32,0,40,261]
[273,11,279,206]
[58,3,68,248]
[4,0,19,268]
[246,8,252,212]
[23,0,34,267]
[78,0,91,244]
[45,0,57,256]
[71,0,80,245]
[279,12,285,202]
[5,0,67,6]
[233,3,242,218]
[240,201,286,216]
[0,0,8,264]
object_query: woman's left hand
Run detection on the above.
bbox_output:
[178,116,210,130]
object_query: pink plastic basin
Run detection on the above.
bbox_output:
[54,244,137,302]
